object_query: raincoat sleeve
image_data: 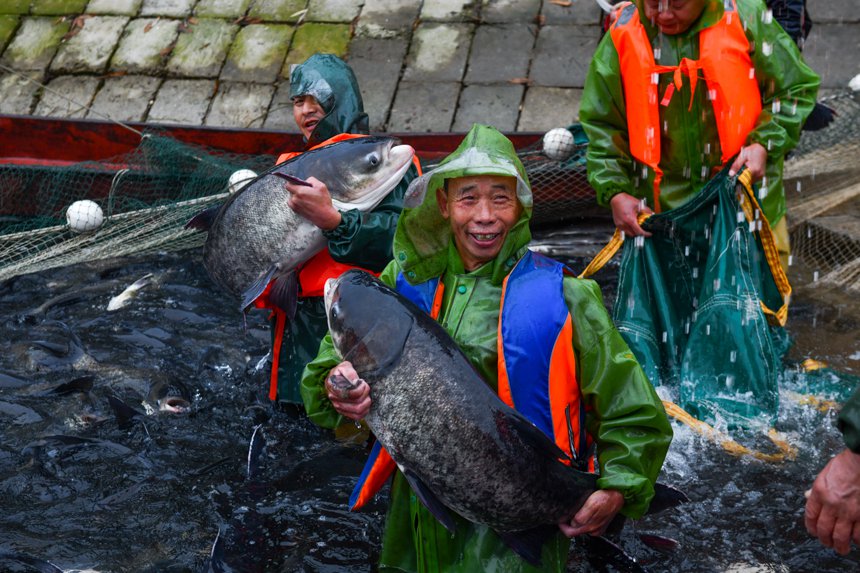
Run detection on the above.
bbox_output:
[300,261,401,429]
[578,35,638,207]
[838,386,860,454]
[323,164,419,273]
[739,0,819,159]
[564,276,672,519]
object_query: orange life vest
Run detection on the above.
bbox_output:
[609,0,762,212]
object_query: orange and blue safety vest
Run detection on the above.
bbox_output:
[350,250,593,510]
[609,0,761,212]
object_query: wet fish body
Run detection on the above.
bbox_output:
[107,273,153,311]
[324,271,606,562]
[195,137,415,311]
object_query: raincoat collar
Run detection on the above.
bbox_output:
[393,124,532,286]
[290,53,369,148]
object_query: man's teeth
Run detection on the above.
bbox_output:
[473,233,498,241]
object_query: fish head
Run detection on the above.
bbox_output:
[310,137,415,212]
[324,270,414,376]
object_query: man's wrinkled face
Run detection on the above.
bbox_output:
[643,0,707,35]
[437,175,522,272]
[292,95,325,139]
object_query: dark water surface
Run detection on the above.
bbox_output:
[0,223,858,572]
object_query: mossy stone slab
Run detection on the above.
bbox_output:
[282,23,351,76]
[31,0,89,16]
[248,0,308,23]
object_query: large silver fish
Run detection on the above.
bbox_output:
[324,270,685,566]
[189,137,414,311]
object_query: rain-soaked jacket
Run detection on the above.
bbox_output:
[267,54,418,403]
[839,386,860,454]
[301,124,672,572]
[580,0,819,226]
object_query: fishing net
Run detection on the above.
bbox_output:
[784,91,860,293]
[0,132,274,282]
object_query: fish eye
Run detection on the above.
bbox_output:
[366,153,380,167]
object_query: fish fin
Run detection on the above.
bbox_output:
[499,410,573,465]
[246,424,266,480]
[579,535,648,573]
[496,525,558,567]
[107,394,144,428]
[637,533,679,554]
[402,469,457,533]
[48,374,95,395]
[647,483,688,514]
[802,101,836,132]
[239,265,279,312]
[269,271,299,320]
[185,205,221,231]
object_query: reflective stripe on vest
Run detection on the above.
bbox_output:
[350,251,588,509]
[609,0,761,212]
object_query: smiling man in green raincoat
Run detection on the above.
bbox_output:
[301,124,672,571]
[255,53,420,404]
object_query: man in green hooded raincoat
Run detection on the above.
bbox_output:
[301,124,672,572]
[579,0,819,269]
[258,53,419,404]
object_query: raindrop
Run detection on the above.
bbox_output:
[692,267,699,279]
[807,227,812,238]
[758,185,768,199]
[701,165,709,178]
[771,98,780,113]
[762,41,773,56]
[726,375,735,390]
[684,320,690,334]
[788,255,794,266]
[655,47,662,59]
[737,211,745,223]
[763,9,773,24]
[685,245,690,256]
[706,324,711,335]
[634,235,645,248]
[704,143,711,154]
[714,278,721,290]
[796,180,801,193]
[730,350,737,363]
[813,271,819,282]
[662,331,668,343]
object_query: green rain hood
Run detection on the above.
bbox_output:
[393,124,532,286]
[290,53,370,147]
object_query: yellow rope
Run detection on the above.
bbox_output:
[736,170,792,327]
[662,400,797,462]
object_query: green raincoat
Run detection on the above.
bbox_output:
[839,386,860,454]
[301,125,672,572]
[272,54,418,403]
[579,0,819,226]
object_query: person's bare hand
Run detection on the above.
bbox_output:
[285,176,342,230]
[609,192,652,238]
[805,449,860,555]
[729,143,767,183]
[558,489,625,538]
[325,361,371,420]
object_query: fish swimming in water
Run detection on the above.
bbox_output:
[324,270,685,566]
[107,273,154,311]
[186,136,415,313]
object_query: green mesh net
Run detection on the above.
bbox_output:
[0,131,274,282]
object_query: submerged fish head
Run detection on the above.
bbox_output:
[324,270,414,375]
[315,137,415,210]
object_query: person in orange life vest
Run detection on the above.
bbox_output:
[301,125,672,571]
[580,0,819,271]
[261,53,420,404]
